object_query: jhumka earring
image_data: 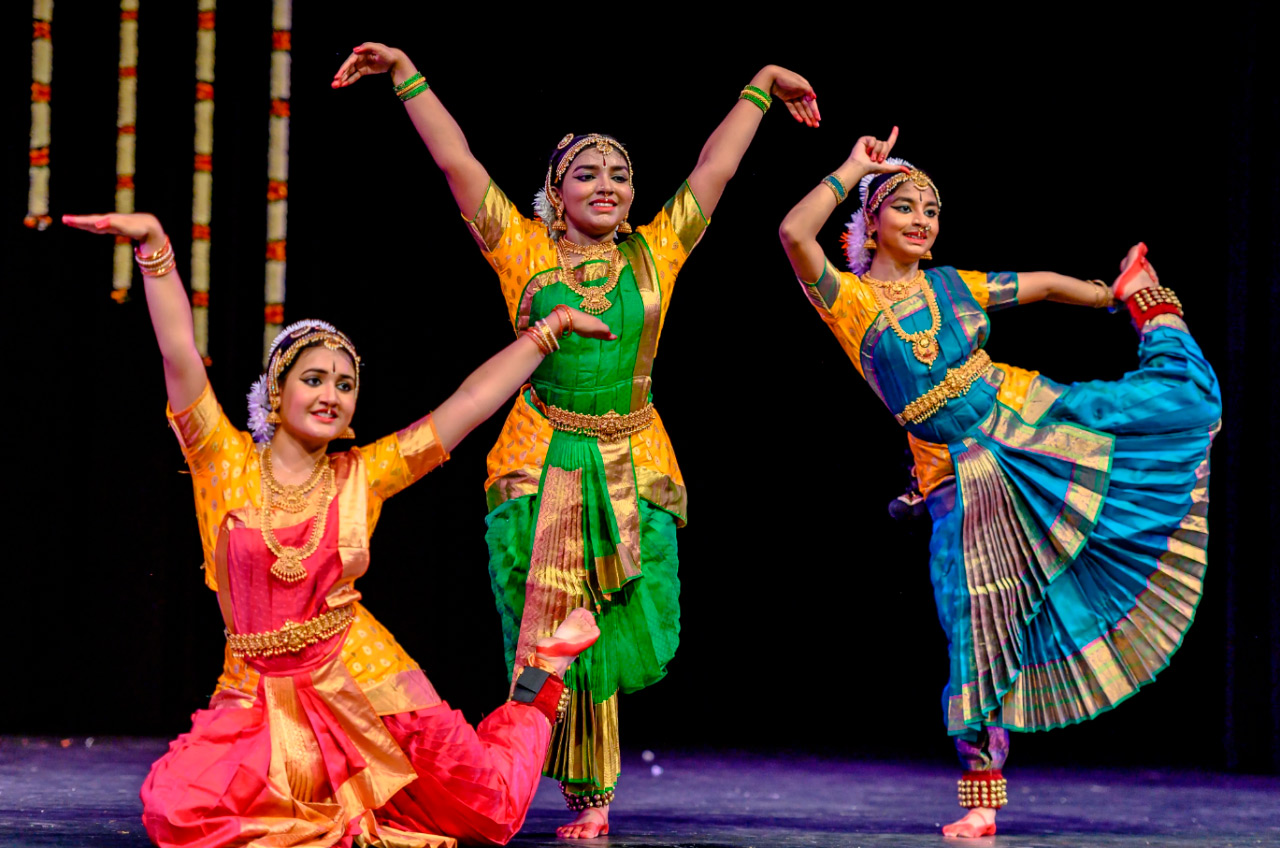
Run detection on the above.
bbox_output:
[863,232,877,251]
[339,426,356,440]
[922,248,933,260]
[266,409,282,424]
[551,195,568,232]
[617,216,632,234]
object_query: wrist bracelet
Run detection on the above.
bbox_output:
[393,72,423,94]
[822,174,848,204]
[553,303,574,336]
[398,80,429,102]
[135,237,176,277]
[739,86,771,113]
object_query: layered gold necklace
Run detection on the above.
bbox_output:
[556,236,621,315]
[862,270,942,367]
[261,446,336,584]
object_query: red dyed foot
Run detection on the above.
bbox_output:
[942,808,997,838]
[556,806,609,839]
[1113,242,1157,301]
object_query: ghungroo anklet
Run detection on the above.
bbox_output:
[957,769,1008,809]
[561,784,614,811]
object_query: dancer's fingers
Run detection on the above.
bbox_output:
[782,100,804,124]
[886,125,900,149]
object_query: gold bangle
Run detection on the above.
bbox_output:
[537,319,560,352]
[524,327,550,355]
[554,303,574,336]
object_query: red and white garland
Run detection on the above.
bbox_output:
[24,1,53,231]
[112,0,139,303]
[263,0,292,363]
[192,0,215,362]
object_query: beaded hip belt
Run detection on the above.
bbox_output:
[226,603,354,659]
[895,349,993,426]
[533,392,655,442]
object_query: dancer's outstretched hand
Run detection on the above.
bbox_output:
[551,307,617,341]
[849,126,912,174]
[62,212,162,240]
[769,66,821,127]
[331,42,404,88]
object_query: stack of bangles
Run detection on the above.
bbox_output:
[523,304,573,355]
[394,72,429,102]
[739,84,772,113]
[1085,279,1117,310]
[822,173,848,204]
[135,237,176,277]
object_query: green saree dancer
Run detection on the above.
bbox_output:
[473,161,705,809]
[331,42,821,833]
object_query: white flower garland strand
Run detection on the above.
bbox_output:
[111,0,139,303]
[191,0,215,362]
[24,1,53,231]
[263,0,291,365]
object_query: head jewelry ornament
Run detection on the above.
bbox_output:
[843,157,941,274]
[534,133,634,240]
[246,319,361,443]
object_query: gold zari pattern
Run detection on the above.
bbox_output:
[896,349,993,426]
[227,603,355,658]
[543,400,655,442]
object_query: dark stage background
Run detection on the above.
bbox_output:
[5,4,1277,775]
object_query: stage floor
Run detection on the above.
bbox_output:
[3,738,1277,847]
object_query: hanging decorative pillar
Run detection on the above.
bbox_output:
[25,1,53,231]
[263,0,291,363]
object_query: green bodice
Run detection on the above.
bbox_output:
[529,257,647,415]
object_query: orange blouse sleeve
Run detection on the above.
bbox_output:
[166,380,260,590]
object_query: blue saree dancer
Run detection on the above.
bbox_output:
[780,136,1220,838]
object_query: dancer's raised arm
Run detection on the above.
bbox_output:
[779,127,908,283]
[686,65,819,216]
[62,213,206,411]
[332,44,490,217]
[431,307,613,452]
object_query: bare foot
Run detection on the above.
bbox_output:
[1113,242,1158,300]
[942,807,997,838]
[556,806,609,839]
[535,608,600,676]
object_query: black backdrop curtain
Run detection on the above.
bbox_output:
[4,3,1276,773]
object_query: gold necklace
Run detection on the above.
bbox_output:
[862,269,925,299]
[262,446,328,513]
[558,236,618,260]
[556,238,622,315]
[261,453,335,584]
[863,271,943,368]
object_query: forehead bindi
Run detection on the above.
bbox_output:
[295,346,355,378]
[887,186,938,207]
[571,150,629,174]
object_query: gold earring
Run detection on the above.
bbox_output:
[551,196,568,232]
[617,217,632,234]
[339,426,356,440]
[921,248,933,260]
[863,233,877,250]
[266,409,281,425]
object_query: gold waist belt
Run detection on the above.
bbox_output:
[896,349,993,426]
[535,393,655,441]
[226,603,354,659]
